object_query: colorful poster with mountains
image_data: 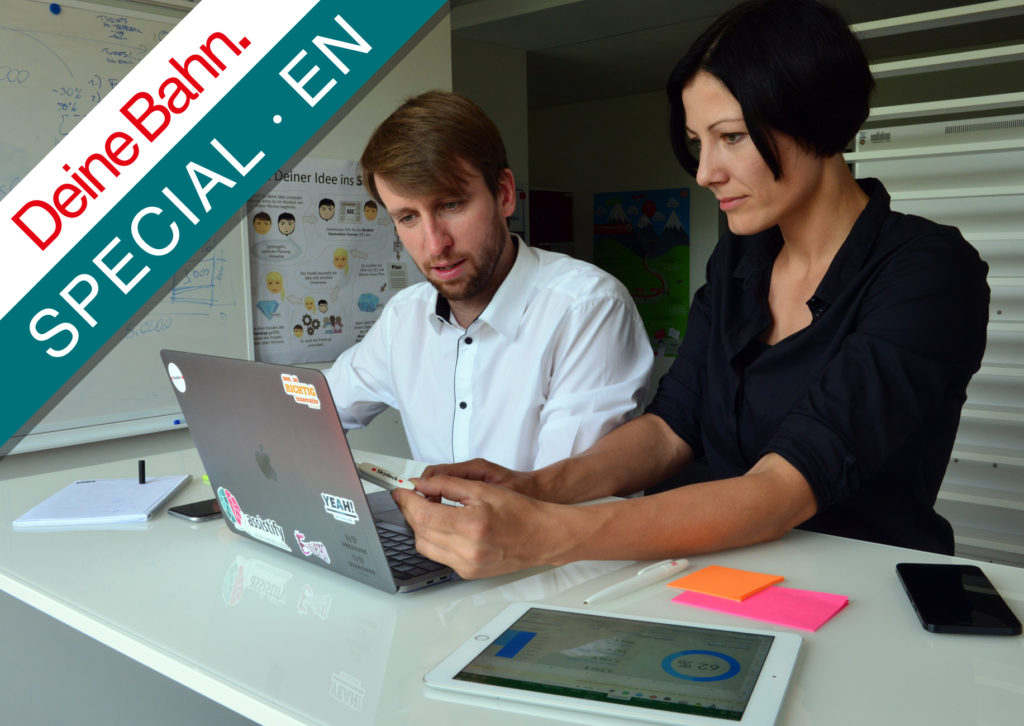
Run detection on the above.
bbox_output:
[594,188,690,357]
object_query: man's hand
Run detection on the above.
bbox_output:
[392,474,571,579]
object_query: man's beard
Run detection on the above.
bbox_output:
[423,215,509,302]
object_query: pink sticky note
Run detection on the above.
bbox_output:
[672,585,849,631]
[667,565,784,601]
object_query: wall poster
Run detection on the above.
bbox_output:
[594,188,690,357]
[247,158,423,364]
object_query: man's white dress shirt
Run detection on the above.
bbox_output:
[325,237,654,470]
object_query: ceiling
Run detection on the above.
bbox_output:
[450,0,1024,107]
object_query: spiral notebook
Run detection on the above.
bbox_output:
[13,474,191,529]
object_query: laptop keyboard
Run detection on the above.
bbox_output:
[376,523,448,581]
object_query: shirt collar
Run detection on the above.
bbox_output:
[428,235,534,338]
[732,228,781,294]
[478,235,534,339]
[813,177,890,306]
[432,296,453,329]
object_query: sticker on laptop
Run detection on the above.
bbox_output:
[322,492,360,524]
[217,487,291,551]
[167,362,186,393]
[218,487,244,524]
[294,530,332,564]
[281,373,321,409]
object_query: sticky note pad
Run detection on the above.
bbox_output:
[673,586,849,631]
[667,565,784,601]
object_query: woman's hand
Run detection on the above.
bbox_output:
[420,459,543,498]
[393,474,575,579]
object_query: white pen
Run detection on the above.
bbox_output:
[357,462,417,491]
[583,558,690,606]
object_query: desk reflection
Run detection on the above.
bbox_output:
[210,553,397,724]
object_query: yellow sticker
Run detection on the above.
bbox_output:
[281,373,321,409]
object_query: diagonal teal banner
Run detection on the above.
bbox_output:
[0,0,447,456]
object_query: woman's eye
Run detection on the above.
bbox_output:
[723,133,745,144]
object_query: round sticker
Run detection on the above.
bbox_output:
[167,362,186,393]
[218,487,243,525]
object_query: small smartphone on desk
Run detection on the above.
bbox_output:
[168,498,222,522]
[896,562,1021,635]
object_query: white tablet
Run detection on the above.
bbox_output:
[425,603,801,725]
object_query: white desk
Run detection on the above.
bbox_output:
[2,442,1023,725]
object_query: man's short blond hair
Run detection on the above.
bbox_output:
[360,90,510,206]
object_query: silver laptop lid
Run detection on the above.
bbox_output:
[161,349,417,593]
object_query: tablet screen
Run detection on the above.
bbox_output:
[453,607,774,721]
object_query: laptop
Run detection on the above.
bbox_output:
[160,349,456,594]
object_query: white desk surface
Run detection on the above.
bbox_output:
[2,444,1023,726]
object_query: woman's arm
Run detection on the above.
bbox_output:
[395,450,818,579]
[421,412,693,503]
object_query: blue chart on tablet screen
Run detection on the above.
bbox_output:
[455,608,774,720]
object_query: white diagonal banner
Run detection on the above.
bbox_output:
[0,0,448,455]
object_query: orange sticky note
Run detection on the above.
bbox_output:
[667,565,784,601]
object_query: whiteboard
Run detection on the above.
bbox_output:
[1,0,252,452]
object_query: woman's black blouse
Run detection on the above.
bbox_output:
[647,179,990,554]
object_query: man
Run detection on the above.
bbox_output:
[326,91,652,470]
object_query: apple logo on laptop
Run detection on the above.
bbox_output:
[255,444,278,482]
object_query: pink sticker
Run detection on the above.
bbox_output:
[217,487,242,525]
[673,585,849,631]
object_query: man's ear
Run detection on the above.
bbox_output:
[497,168,517,218]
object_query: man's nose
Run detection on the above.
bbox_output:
[422,216,452,256]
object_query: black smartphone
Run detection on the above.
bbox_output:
[168,498,222,523]
[896,562,1021,635]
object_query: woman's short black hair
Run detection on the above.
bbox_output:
[667,0,873,179]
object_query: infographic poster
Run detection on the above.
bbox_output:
[247,158,423,364]
[594,189,690,357]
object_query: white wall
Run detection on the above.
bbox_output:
[306,17,454,161]
[452,36,530,186]
[452,36,531,236]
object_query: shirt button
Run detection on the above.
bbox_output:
[459,401,467,409]
[464,337,473,345]
[807,296,827,319]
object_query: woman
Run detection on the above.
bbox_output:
[392,0,990,577]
